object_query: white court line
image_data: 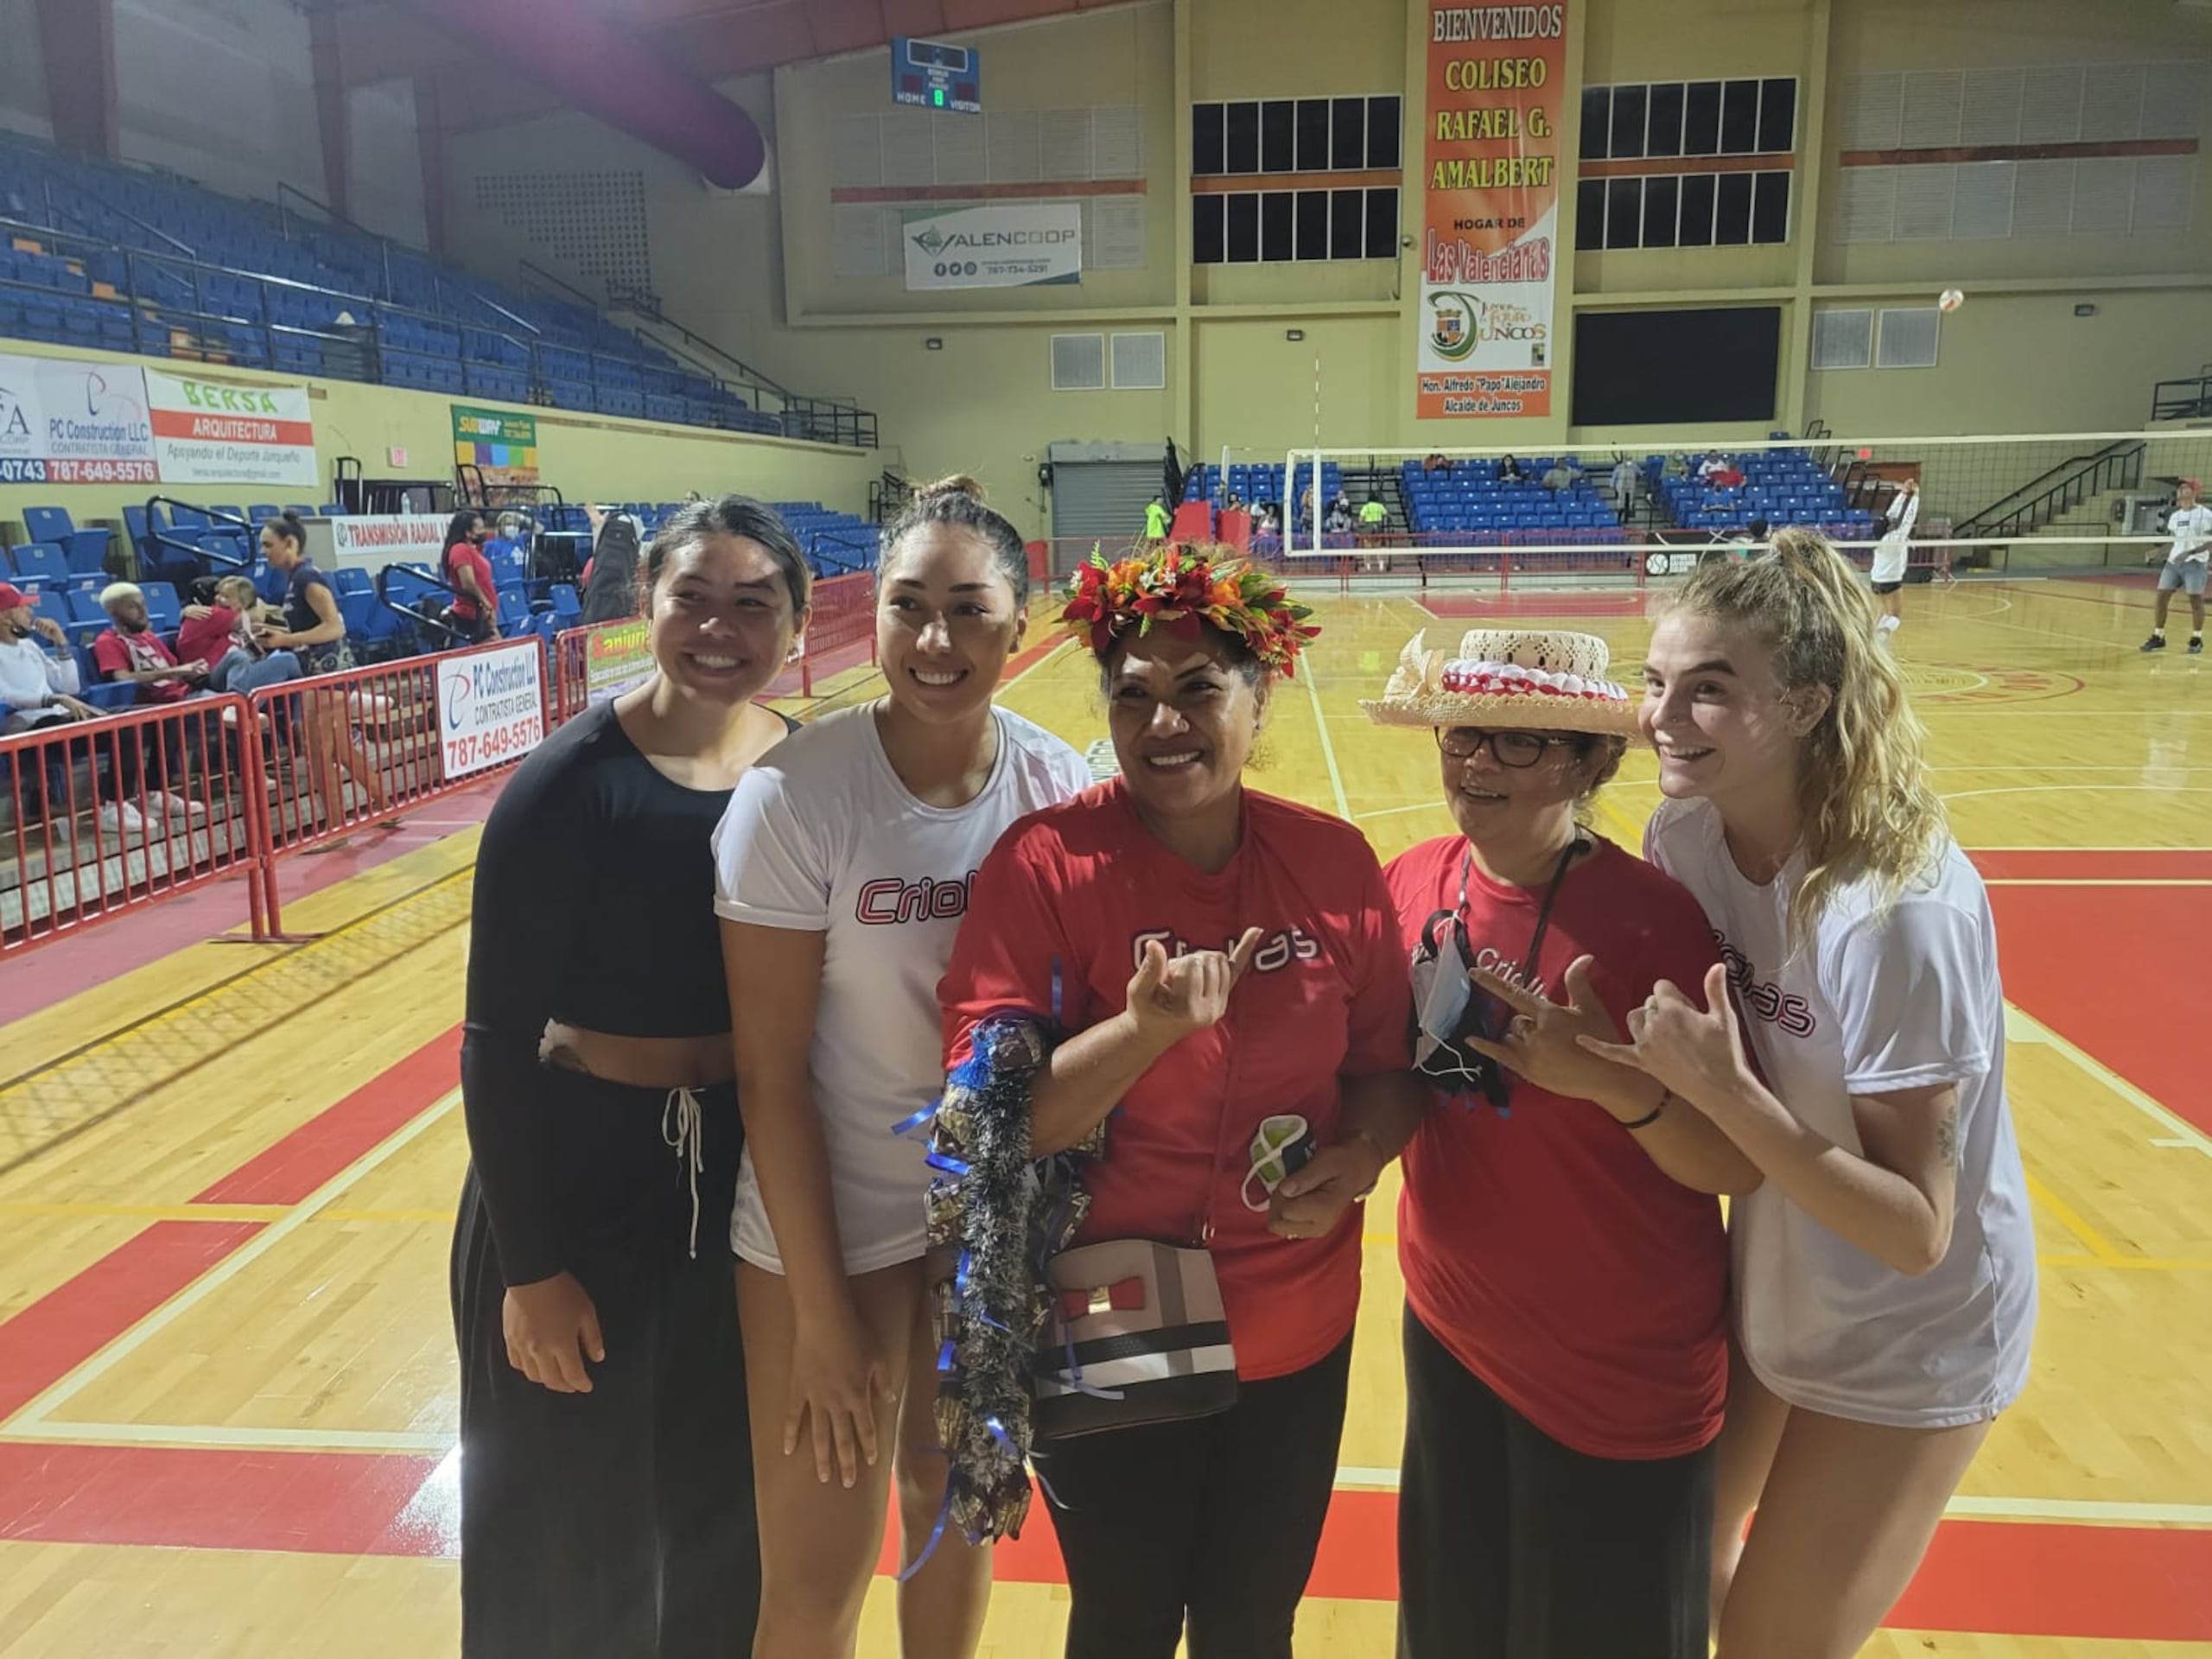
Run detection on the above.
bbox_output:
[1353,801,1448,821]
[1333,1465,2212,1522]
[0,1420,453,1453]
[2005,1006,2212,1156]
[1001,639,1074,691]
[1300,663,1351,820]
[1944,785,2212,803]
[0,1089,463,1438]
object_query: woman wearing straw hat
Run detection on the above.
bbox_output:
[1363,628,1758,1659]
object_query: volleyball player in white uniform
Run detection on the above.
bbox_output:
[714,478,1087,1659]
[2140,476,2212,655]
[1869,478,1918,639]
[1585,530,2035,1659]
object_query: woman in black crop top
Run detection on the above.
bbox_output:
[451,495,810,1659]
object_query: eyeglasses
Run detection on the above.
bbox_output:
[1435,726,1575,767]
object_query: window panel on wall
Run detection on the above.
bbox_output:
[1295,100,1331,170]
[1714,171,1753,242]
[2020,66,2083,143]
[1364,188,1399,257]
[1262,100,1295,173]
[1580,86,1611,159]
[1646,83,1685,157]
[1224,102,1260,174]
[1951,162,2016,238]
[1609,85,1648,158]
[1368,98,1402,171]
[1605,178,1643,249]
[1295,189,1330,258]
[1092,106,1144,178]
[1679,173,1717,245]
[1757,79,1797,152]
[1641,174,1680,246]
[1751,170,1789,243]
[1901,71,1965,149]
[1226,191,1259,261]
[1575,177,1605,249]
[1961,69,2024,145]
[1897,164,1959,238]
[2082,62,2145,143]
[1719,80,1760,153]
[988,110,1041,181]
[1330,188,1364,257]
[1332,98,1367,168]
[1192,105,1226,177]
[2132,156,2193,232]
[1261,190,1294,260]
[2011,159,2075,234]
[1192,194,1226,264]
[1684,81,1723,154]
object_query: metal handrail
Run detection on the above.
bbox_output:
[2151,373,2212,423]
[1955,441,2145,540]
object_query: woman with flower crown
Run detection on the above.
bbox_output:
[935,543,1424,1659]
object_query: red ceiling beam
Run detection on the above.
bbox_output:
[33,0,119,160]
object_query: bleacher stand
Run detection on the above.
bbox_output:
[1400,459,1628,548]
[1653,449,1876,543]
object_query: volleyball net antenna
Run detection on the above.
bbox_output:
[1168,431,2212,594]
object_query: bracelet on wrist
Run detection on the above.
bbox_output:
[1619,1088,1672,1132]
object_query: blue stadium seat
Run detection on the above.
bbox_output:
[9,543,70,584]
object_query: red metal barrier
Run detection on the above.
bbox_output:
[250,637,548,936]
[788,571,874,697]
[1,693,267,957]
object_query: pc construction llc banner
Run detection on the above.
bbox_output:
[145,367,320,488]
[903,202,1081,290]
[1418,3,1568,418]
[0,353,157,484]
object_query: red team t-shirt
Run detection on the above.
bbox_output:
[1383,833,1730,1459]
[92,627,193,704]
[941,782,1414,1381]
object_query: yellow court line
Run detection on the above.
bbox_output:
[0,1201,291,1224]
[2038,1254,2212,1272]
[0,1089,463,1440]
[2022,1173,2127,1265]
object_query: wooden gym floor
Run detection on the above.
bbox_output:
[1,573,2207,1657]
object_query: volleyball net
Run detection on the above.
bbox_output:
[1169,431,2212,592]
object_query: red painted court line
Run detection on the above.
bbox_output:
[1989,885,2212,1133]
[0,1221,264,1418]
[1973,849,2212,882]
[192,1025,461,1205]
[1,1443,2207,1642]
[1001,636,1065,680]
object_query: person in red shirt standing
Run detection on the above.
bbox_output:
[442,510,499,643]
[1361,627,1757,1659]
[939,545,1422,1659]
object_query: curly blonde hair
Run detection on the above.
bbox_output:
[1669,527,1948,947]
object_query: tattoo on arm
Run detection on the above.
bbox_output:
[1935,1101,1961,1168]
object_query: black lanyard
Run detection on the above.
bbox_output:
[1454,831,1584,995]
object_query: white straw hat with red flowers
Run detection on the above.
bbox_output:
[1361,628,1638,737]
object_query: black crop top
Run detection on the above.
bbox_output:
[458,696,797,1284]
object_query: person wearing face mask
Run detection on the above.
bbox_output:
[713,475,1088,1659]
[451,494,812,1659]
[1361,629,1755,1659]
[933,544,1422,1659]
[1573,528,2036,1658]
[442,509,499,644]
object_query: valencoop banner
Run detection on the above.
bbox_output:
[145,366,320,489]
[0,353,158,485]
[1418,3,1568,419]
[903,203,1081,291]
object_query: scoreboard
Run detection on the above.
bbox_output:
[892,37,981,114]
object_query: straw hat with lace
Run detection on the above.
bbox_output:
[1360,627,1639,738]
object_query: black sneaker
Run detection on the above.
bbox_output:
[2192,638,2205,656]
[2140,635,2167,652]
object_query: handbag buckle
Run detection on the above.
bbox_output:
[1057,1275,1146,1322]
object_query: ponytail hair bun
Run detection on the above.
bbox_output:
[913,474,989,506]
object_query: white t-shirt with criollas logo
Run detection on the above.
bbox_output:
[1643,796,2037,1428]
[712,702,1089,1274]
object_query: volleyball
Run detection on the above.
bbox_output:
[1939,288,1966,312]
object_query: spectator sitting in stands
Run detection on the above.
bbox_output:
[1662,453,1690,480]
[178,575,303,694]
[1423,452,1453,474]
[0,582,149,835]
[95,583,208,705]
[1707,460,1746,490]
[1327,492,1356,536]
[1541,460,1578,493]
[1697,450,1729,480]
[0,582,96,736]
[1255,501,1281,538]
[1499,454,1525,484]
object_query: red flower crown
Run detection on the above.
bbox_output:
[1058,544,1319,677]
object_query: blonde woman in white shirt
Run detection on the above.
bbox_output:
[2140,477,2212,655]
[1573,529,2036,1659]
[1870,478,1918,639]
[714,477,1088,1659]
